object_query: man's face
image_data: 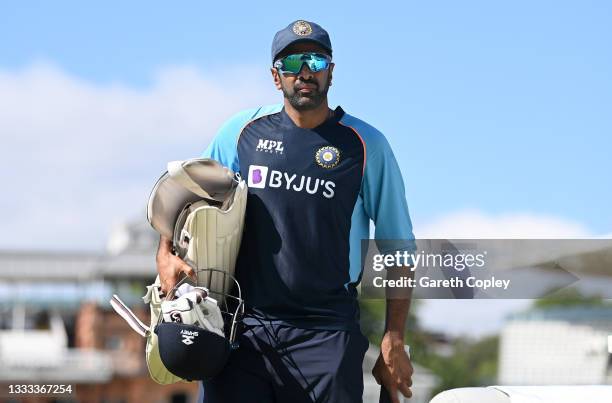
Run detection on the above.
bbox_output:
[272,42,335,111]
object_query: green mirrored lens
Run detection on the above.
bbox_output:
[278,53,330,74]
[282,55,307,73]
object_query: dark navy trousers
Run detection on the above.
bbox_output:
[199,323,369,403]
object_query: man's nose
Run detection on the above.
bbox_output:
[297,63,314,80]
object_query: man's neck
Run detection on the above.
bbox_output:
[284,100,331,129]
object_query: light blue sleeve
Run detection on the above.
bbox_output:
[363,137,415,243]
[202,105,283,173]
[341,114,416,253]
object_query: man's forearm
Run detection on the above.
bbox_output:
[384,298,411,338]
[376,266,415,401]
[384,264,414,337]
[157,235,173,262]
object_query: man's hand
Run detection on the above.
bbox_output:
[156,236,196,294]
[372,331,413,403]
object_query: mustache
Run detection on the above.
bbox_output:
[294,79,319,90]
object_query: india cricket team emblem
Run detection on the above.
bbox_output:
[293,20,313,36]
[315,146,340,169]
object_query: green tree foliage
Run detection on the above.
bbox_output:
[426,336,499,396]
[533,287,608,309]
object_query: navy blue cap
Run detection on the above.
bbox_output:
[155,323,231,381]
[271,20,332,62]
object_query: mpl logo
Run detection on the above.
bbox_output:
[248,165,335,199]
[256,139,284,154]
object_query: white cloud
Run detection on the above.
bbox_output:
[0,63,278,250]
[415,209,592,239]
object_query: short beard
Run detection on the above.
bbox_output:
[281,78,331,111]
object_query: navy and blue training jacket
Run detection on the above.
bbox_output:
[202,104,414,330]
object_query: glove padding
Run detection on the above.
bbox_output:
[161,285,224,338]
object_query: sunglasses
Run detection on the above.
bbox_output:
[273,53,332,74]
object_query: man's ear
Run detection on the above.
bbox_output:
[271,68,282,90]
[328,63,335,86]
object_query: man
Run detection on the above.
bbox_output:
[156,19,415,403]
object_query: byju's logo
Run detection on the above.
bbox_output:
[247,164,335,199]
[248,165,269,188]
[256,139,284,154]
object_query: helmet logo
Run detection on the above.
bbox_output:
[180,329,199,345]
[293,20,312,36]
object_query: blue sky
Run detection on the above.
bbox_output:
[1,0,611,250]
